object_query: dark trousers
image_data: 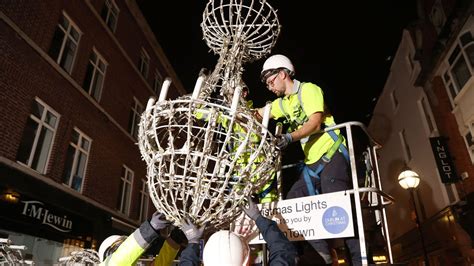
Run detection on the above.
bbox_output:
[287,152,361,265]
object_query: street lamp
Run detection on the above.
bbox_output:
[398,169,430,266]
[398,169,420,189]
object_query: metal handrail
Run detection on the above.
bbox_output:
[319,121,393,265]
[345,188,395,205]
[322,121,381,148]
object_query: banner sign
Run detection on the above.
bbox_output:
[232,191,354,244]
[429,137,459,183]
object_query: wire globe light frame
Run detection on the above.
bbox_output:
[201,0,281,62]
[58,249,101,265]
[138,0,281,230]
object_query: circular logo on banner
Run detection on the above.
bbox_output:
[322,206,349,234]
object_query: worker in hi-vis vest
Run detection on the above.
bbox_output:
[99,212,182,266]
[256,54,361,265]
[194,85,278,204]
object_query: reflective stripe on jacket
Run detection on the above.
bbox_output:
[101,221,158,265]
[270,80,340,164]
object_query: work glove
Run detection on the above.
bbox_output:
[181,220,205,244]
[149,211,172,231]
[276,133,293,150]
[242,196,261,221]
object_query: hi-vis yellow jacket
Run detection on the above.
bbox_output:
[100,221,178,266]
[194,101,277,203]
[270,80,341,165]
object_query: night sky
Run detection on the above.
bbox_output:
[137,1,418,125]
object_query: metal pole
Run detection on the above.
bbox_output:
[262,243,268,266]
[346,125,368,265]
[275,123,283,200]
[261,123,284,266]
[371,146,394,264]
[410,189,430,266]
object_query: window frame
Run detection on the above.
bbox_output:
[102,0,120,32]
[62,127,92,193]
[139,48,150,79]
[462,122,474,164]
[128,97,143,139]
[429,0,446,34]
[118,165,134,216]
[442,30,474,108]
[153,69,163,95]
[417,95,437,137]
[442,71,456,109]
[138,179,150,223]
[50,12,82,74]
[16,97,60,174]
[83,48,108,101]
[469,120,474,140]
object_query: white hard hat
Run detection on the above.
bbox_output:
[203,230,249,266]
[98,235,126,262]
[261,54,295,81]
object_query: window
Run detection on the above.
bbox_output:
[62,128,91,192]
[128,98,143,139]
[469,120,474,138]
[153,70,163,95]
[100,0,119,32]
[443,71,455,108]
[444,183,459,204]
[399,129,412,162]
[118,166,134,215]
[16,98,59,174]
[139,49,150,79]
[418,96,436,136]
[464,130,474,163]
[390,89,399,112]
[443,31,474,107]
[138,180,150,222]
[429,0,446,34]
[48,13,81,73]
[83,49,107,101]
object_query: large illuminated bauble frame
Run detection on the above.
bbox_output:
[138,0,281,229]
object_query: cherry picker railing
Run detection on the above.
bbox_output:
[276,121,395,265]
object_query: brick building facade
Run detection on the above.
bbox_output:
[0,0,186,263]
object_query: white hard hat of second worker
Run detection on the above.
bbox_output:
[261,54,295,81]
[98,235,127,262]
[203,230,250,266]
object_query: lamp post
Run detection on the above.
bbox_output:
[398,169,430,266]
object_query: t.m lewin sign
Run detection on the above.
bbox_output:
[22,200,73,232]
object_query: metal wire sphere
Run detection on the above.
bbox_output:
[58,249,101,265]
[138,96,279,229]
[201,0,280,62]
[138,0,281,230]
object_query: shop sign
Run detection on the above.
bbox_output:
[429,137,459,183]
[0,191,91,235]
[21,200,73,232]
